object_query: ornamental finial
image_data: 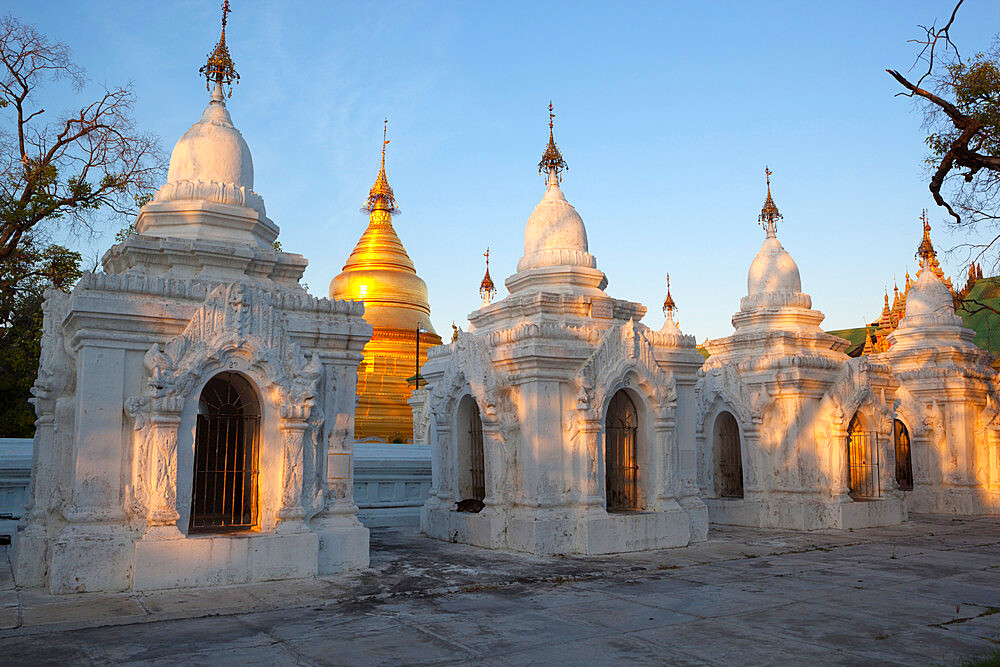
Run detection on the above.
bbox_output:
[662,273,677,318]
[200,0,240,97]
[759,166,782,238]
[538,101,568,182]
[363,119,399,214]
[480,247,497,306]
[916,209,935,264]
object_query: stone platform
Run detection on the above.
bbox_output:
[0,515,998,664]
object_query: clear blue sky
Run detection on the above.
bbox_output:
[9,1,1000,342]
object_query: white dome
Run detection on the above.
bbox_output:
[747,236,802,295]
[165,85,253,190]
[517,176,593,271]
[906,270,954,318]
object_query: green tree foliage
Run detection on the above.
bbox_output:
[0,240,81,436]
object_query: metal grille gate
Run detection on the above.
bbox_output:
[605,391,638,511]
[847,422,880,500]
[190,374,260,533]
[469,408,485,503]
[894,419,913,491]
[717,413,744,498]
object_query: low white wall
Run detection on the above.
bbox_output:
[0,438,432,534]
[353,442,432,528]
[0,438,32,538]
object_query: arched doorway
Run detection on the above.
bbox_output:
[605,390,639,512]
[713,411,743,498]
[893,419,913,491]
[190,372,260,533]
[847,413,879,500]
[456,395,485,511]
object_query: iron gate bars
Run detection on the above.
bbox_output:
[469,408,486,503]
[190,413,260,532]
[717,413,744,498]
[847,428,881,500]
[894,419,914,491]
[605,391,639,511]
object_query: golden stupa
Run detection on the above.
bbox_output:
[329,124,440,442]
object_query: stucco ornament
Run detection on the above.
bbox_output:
[572,319,678,432]
[695,363,769,433]
[125,282,326,527]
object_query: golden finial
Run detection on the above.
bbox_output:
[662,273,677,317]
[758,166,782,238]
[916,209,936,264]
[200,0,240,97]
[363,119,399,214]
[538,101,568,181]
[480,247,497,305]
[451,322,459,343]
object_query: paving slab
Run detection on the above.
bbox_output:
[0,514,999,664]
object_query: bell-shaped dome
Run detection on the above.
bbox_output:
[747,236,802,295]
[167,84,253,189]
[905,269,954,319]
[152,82,265,215]
[517,172,595,271]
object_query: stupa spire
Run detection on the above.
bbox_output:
[538,101,568,185]
[199,0,240,97]
[914,209,952,288]
[659,273,681,335]
[662,273,677,317]
[759,166,782,239]
[363,120,399,215]
[480,247,497,306]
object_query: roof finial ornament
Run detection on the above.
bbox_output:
[363,119,399,214]
[758,166,782,239]
[538,101,568,185]
[200,0,240,98]
[480,247,497,306]
[662,273,677,318]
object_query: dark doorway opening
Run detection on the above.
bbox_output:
[190,372,260,533]
[605,390,639,511]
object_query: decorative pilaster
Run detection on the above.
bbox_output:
[278,404,310,526]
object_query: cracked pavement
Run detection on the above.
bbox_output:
[0,514,999,664]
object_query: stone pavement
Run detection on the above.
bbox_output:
[0,514,998,664]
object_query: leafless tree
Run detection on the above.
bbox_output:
[0,14,166,261]
[886,0,1000,267]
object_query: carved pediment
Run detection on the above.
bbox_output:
[576,320,677,421]
[695,363,769,431]
[126,282,323,427]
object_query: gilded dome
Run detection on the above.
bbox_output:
[165,83,254,192]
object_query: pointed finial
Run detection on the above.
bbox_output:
[662,273,677,317]
[363,119,399,214]
[916,209,935,264]
[451,322,459,343]
[480,247,497,306]
[758,166,782,238]
[200,0,240,97]
[538,101,568,183]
